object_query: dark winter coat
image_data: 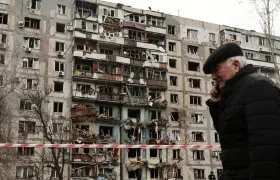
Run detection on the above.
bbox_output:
[206,64,280,180]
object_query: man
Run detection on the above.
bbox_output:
[203,43,280,180]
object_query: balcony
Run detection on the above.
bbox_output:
[72,153,93,162]
[146,26,166,34]
[147,79,167,88]
[73,50,106,60]
[72,90,97,100]
[93,73,123,82]
[123,96,147,105]
[71,104,96,118]
[136,41,165,52]
[97,93,121,102]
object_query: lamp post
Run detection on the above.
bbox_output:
[208,171,216,180]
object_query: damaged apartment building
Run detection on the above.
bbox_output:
[2,0,280,180]
[70,1,173,180]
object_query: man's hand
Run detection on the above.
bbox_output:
[210,85,221,102]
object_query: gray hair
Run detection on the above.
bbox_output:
[225,56,247,68]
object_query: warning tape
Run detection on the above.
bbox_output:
[0,143,221,149]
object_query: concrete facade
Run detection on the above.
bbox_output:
[1,0,279,180]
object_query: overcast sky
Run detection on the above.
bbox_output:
[105,0,280,36]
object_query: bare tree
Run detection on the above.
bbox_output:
[248,0,280,84]
[17,74,70,180]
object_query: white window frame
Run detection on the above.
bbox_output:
[23,78,38,90]
[57,4,66,15]
[22,58,39,69]
[193,150,205,160]
[24,37,40,49]
[53,101,63,113]
[193,169,205,179]
[55,42,65,52]
[54,61,64,72]
[28,0,41,10]
[16,166,34,178]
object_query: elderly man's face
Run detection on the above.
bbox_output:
[211,59,240,89]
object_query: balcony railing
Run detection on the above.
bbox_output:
[97,93,120,102]
[71,105,96,118]
[123,96,147,104]
[147,79,167,87]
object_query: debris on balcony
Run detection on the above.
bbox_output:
[125,159,148,171]
[147,95,168,107]
[146,118,168,127]
[71,104,96,118]
[102,16,121,32]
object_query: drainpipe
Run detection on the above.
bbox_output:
[119,100,123,180]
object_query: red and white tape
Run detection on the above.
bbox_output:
[0,143,221,149]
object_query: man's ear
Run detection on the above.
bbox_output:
[232,60,241,71]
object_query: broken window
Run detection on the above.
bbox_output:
[0,13,7,24]
[189,78,200,88]
[259,37,265,46]
[193,150,205,160]
[265,55,272,62]
[149,91,161,99]
[0,54,4,64]
[150,168,159,178]
[212,151,222,161]
[217,169,223,177]
[0,76,3,86]
[209,48,215,54]
[246,35,249,43]
[149,128,161,139]
[18,147,34,156]
[128,29,146,42]
[52,123,62,134]
[16,166,34,178]
[18,121,35,133]
[171,130,181,141]
[169,76,177,86]
[55,61,64,71]
[150,149,158,158]
[215,132,219,143]
[57,4,66,15]
[0,34,6,44]
[190,95,202,106]
[128,169,141,179]
[171,112,179,121]
[29,0,41,10]
[55,42,65,52]
[128,109,140,121]
[123,66,144,77]
[169,59,176,68]
[147,15,164,27]
[22,79,37,90]
[147,69,166,80]
[76,1,97,18]
[168,25,175,35]
[54,81,63,92]
[209,33,215,41]
[191,113,204,124]
[25,17,40,29]
[123,47,146,59]
[188,61,200,71]
[53,102,63,113]
[24,37,40,49]
[100,48,113,55]
[125,85,145,97]
[245,52,254,59]
[56,23,65,33]
[150,110,161,120]
[170,94,178,104]
[229,34,237,40]
[22,58,39,69]
[99,106,113,117]
[188,45,198,55]
[128,148,141,158]
[192,132,204,142]
[173,149,180,159]
[194,169,205,179]
[168,42,176,52]
[99,126,113,137]
[20,99,32,110]
[187,29,198,39]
